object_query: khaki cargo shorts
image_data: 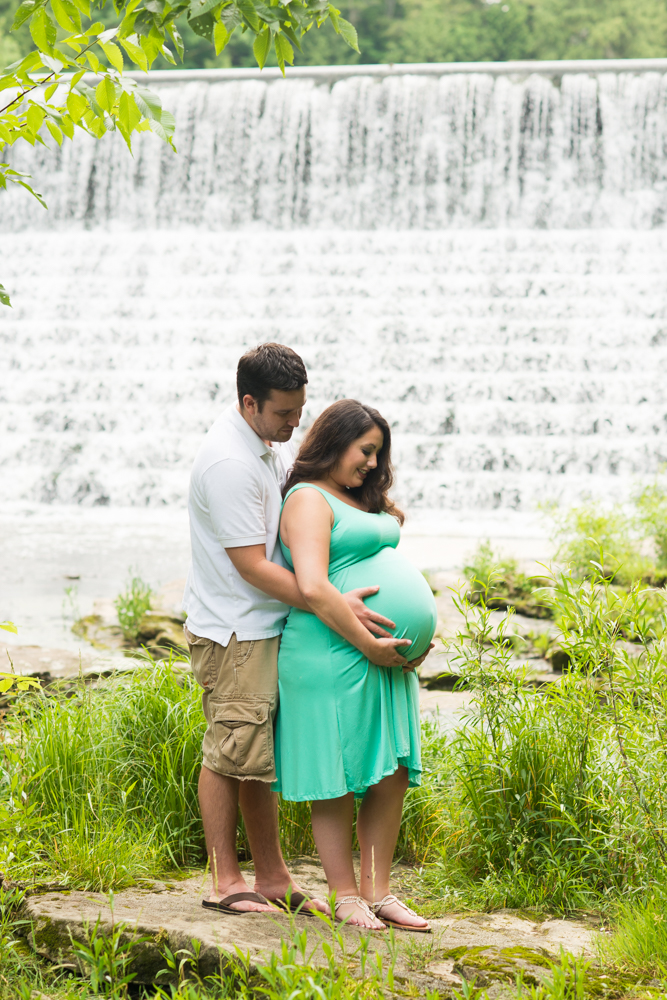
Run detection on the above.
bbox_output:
[184,627,279,782]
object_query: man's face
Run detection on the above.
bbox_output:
[241,387,306,443]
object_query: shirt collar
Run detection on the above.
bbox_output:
[229,404,274,459]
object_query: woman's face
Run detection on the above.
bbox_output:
[330,424,384,490]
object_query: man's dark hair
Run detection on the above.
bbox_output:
[237,343,308,411]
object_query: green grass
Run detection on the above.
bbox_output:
[4,531,667,996]
[597,894,667,980]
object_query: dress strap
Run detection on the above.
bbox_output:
[282,483,340,524]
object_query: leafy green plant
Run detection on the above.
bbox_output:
[547,499,650,586]
[114,574,153,641]
[69,892,148,997]
[464,541,552,619]
[432,560,667,909]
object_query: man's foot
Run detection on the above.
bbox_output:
[335,895,386,930]
[209,880,273,912]
[259,880,328,915]
[367,894,431,932]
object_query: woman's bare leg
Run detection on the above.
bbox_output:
[310,793,384,929]
[357,766,429,929]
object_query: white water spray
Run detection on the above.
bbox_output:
[1,65,667,512]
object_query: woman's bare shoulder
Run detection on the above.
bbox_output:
[283,483,334,515]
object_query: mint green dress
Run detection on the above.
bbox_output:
[273,484,438,802]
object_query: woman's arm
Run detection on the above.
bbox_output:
[281,489,410,668]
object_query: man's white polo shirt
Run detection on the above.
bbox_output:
[182,404,295,646]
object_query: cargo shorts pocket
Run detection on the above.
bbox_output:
[212,700,273,776]
[185,628,217,690]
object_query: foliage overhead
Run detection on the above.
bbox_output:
[0,0,359,305]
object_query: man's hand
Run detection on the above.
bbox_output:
[343,586,396,637]
[365,637,411,668]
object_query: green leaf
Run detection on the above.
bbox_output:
[252,26,270,67]
[118,89,141,133]
[100,40,124,71]
[213,18,230,53]
[95,76,117,113]
[161,43,176,65]
[84,50,101,72]
[237,0,261,31]
[13,178,47,207]
[281,22,302,51]
[44,81,58,100]
[148,107,175,141]
[45,119,63,144]
[26,102,46,134]
[120,36,148,70]
[51,0,81,32]
[66,89,87,121]
[11,0,45,30]
[219,4,241,30]
[69,0,91,15]
[187,9,214,39]
[0,621,18,634]
[133,86,162,120]
[40,52,64,72]
[0,288,10,308]
[334,14,358,50]
[274,30,293,72]
[188,0,220,18]
[59,114,74,138]
[29,8,57,50]
[167,22,184,58]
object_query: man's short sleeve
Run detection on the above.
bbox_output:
[202,459,267,548]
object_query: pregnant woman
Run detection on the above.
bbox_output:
[274,399,437,932]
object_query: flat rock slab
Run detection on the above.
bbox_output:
[22,860,596,992]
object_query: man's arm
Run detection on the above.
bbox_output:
[225,545,310,610]
[226,545,396,636]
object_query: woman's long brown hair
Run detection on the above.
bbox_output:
[282,399,405,525]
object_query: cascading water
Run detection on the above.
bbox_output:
[2,65,667,515]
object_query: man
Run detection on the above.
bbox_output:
[183,343,399,913]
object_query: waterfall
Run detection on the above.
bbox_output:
[4,68,667,230]
[2,64,667,513]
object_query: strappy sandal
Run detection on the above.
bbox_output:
[371,894,431,933]
[334,895,386,930]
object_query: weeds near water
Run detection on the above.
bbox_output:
[115,573,153,641]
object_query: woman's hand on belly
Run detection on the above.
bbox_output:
[404,641,435,672]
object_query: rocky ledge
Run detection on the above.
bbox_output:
[19,859,598,995]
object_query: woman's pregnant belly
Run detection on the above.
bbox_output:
[331,546,438,661]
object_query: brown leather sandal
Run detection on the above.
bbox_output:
[202,891,269,914]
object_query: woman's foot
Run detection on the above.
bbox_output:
[368,894,431,932]
[335,895,386,930]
